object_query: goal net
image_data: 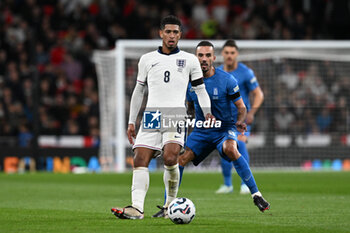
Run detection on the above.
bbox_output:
[94,40,350,172]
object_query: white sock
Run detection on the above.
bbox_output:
[251,191,262,198]
[163,164,179,207]
[131,167,149,212]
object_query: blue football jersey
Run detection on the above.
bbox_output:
[187,68,241,128]
[217,63,259,111]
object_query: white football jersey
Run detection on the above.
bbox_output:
[136,48,203,108]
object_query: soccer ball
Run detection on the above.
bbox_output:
[167,197,196,224]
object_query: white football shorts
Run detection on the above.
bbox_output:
[133,126,185,155]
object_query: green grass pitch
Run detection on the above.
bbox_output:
[1,171,350,233]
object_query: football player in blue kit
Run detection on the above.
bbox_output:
[216,40,264,194]
[153,41,270,218]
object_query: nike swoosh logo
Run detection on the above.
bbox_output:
[174,135,181,138]
[182,206,189,214]
[244,175,251,182]
[151,62,159,67]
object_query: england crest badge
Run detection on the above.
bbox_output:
[176,59,186,72]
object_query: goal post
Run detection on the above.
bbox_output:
[94,40,350,172]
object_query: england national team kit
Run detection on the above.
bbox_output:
[133,47,204,152]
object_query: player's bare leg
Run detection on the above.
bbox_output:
[112,147,154,219]
[178,149,195,167]
[223,140,270,212]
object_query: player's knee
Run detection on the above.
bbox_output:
[230,147,241,161]
[163,143,181,165]
[223,141,240,161]
[133,149,153,167]
[134,156,149,167]
[163,153,178,166]
[223,146,232,157]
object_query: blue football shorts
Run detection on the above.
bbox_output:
[185,127,238,166]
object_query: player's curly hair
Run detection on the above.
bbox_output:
[223,39,239,50]
[160,15,182,30]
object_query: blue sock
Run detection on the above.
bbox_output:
[232,156,258,194]
[179,165,184,185]
[221,158,233,187]
[163,165,185,205]
[237,140,250,186]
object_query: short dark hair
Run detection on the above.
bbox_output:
[196,40,214,49]
[222,39,239,50]
[160,15,182,30]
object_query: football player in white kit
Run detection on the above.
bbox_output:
[111,15,215,219]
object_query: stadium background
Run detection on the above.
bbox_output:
[0,0,350,172]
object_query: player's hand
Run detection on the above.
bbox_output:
[246,111,255,125]
[127,124,136,145]
[205,113,216,121]
[235,121,247,134]
[205,113,216,126]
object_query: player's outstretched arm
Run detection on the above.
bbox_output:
[234,98,247,134]
[246,86,264,125]
[127,83,145,144]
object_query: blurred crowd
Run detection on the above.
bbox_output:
[247,59,350,138]
[0,0,349,147]
[274,61,350,135]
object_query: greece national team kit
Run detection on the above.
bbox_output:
[185,68,241,165]
[216,62,260,193]
[157,61,270,216]
[217,63,259,136]
[133,47,204,152]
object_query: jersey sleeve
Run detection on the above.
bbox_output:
[136,55,148,86]
[227,74,242,102]
[189,54,203,82]
[246,68,259,91]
